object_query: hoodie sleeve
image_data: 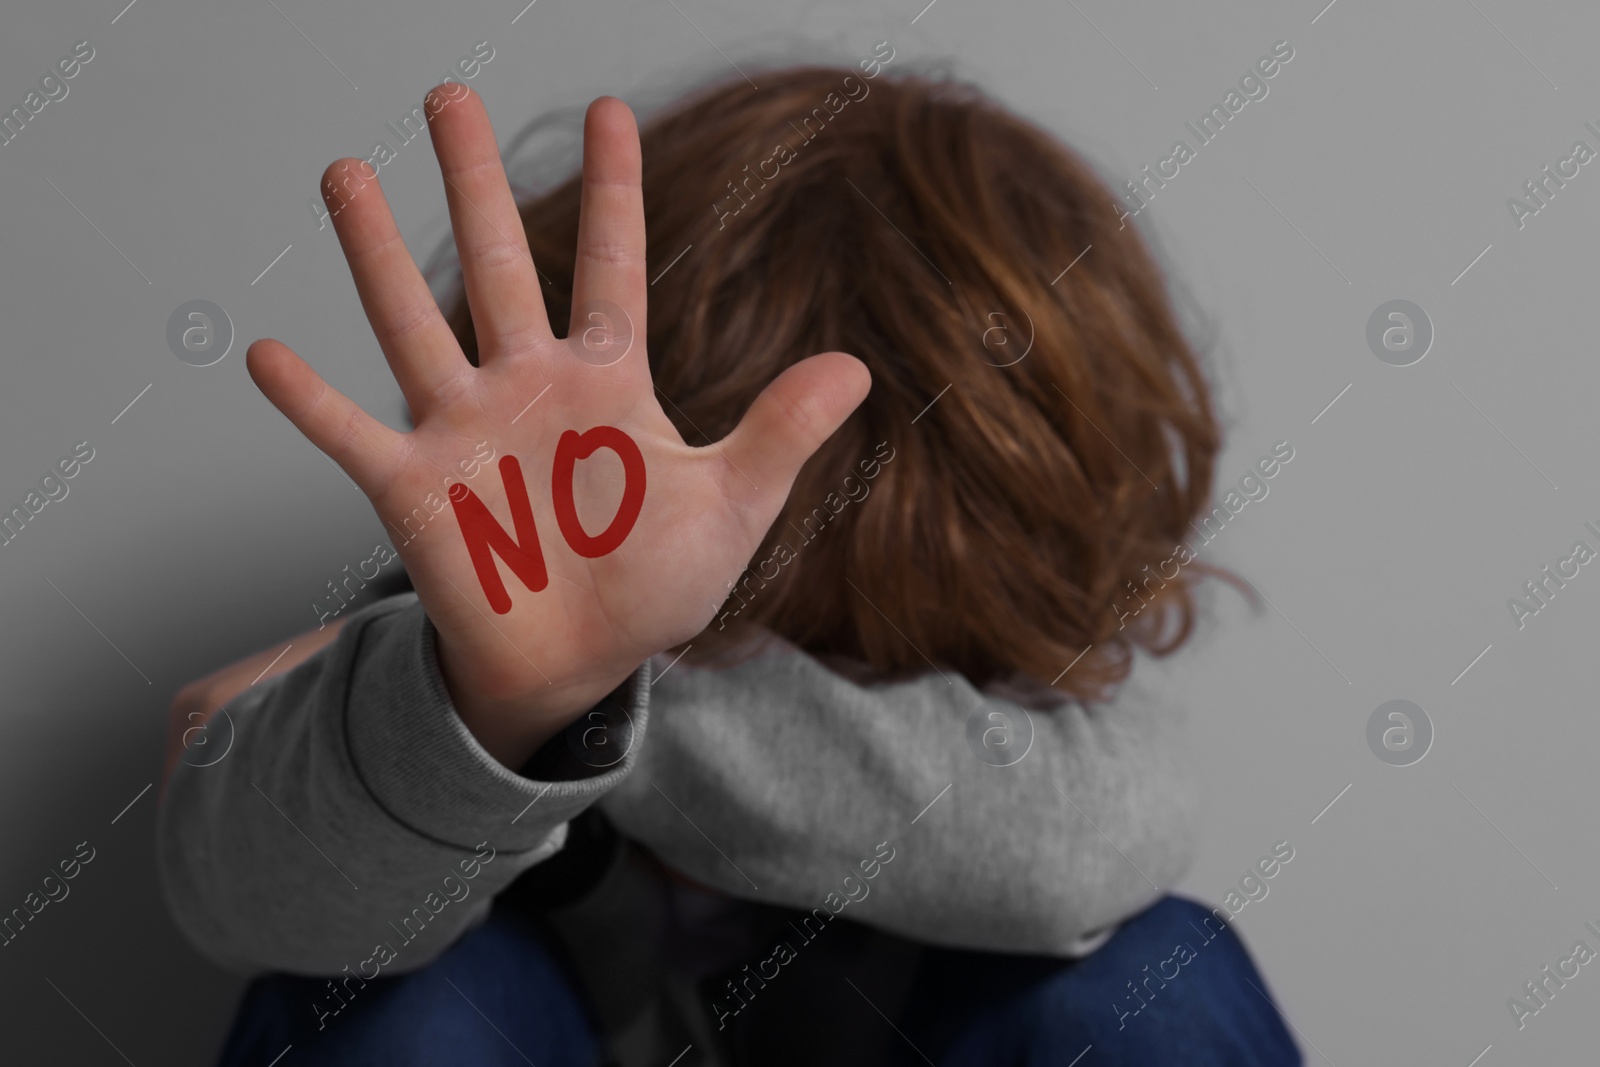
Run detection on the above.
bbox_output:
[157,591,650,977]
[598,639,1197,957]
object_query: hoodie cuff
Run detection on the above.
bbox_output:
[343,595,650,853]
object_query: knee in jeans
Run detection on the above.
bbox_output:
[220,909,599,1067]
[1089,897,1301,1064]
[1011,899,1268,1019]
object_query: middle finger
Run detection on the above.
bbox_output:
[427,84,552,360]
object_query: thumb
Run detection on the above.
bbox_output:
[718,351,872,508]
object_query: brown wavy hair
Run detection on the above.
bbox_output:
[443,65,1239,702]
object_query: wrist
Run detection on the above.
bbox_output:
[433,633,638,770]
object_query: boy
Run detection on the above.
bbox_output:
[160,70,1299,1065]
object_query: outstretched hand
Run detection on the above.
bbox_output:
[246,85,870,768]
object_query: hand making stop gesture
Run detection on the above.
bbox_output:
[245,86,870,767]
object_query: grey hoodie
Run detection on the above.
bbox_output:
[157,591,1197,979]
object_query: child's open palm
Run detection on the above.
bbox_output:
[246,87,870,767]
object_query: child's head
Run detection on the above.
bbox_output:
[445,65,1228,701]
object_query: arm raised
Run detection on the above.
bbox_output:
[158,593,650,976]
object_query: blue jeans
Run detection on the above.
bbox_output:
[216,896,1301,1066]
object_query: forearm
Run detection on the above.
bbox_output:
[162,617,349,789]
[599,642,1196,955]
[157,593,651,976]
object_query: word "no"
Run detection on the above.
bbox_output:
[450,426,645,613]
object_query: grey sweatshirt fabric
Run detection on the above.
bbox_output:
[158,591,1197,979]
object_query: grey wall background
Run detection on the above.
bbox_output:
[1,0,1595,1062]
